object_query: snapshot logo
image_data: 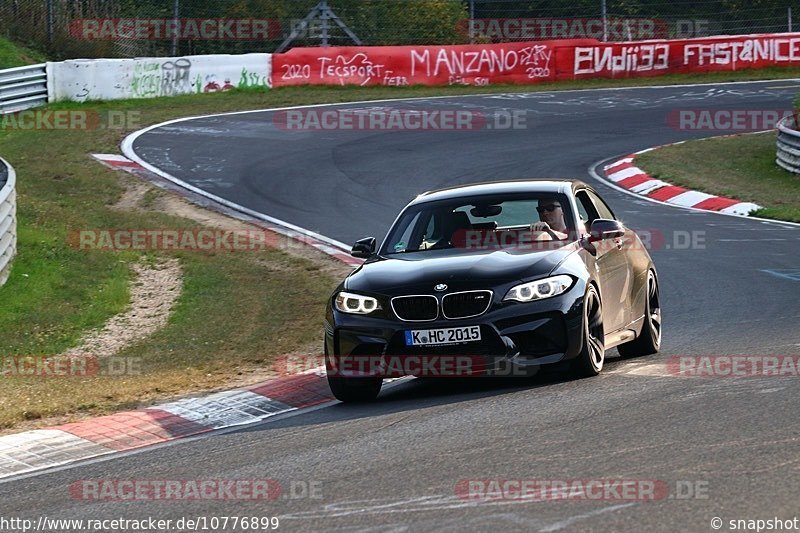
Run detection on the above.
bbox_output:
[69,18,282,41]
[455,479,709,502]
[667,109,799,132]
[68,479,323,501]
[273,108,528,131]
[723,518,800,532]
[0,355,141,378]
[667,355,800,377]
[460,18,669,41]
[1,110,140,131]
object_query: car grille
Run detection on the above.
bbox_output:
[391,295,438,321]
[442,291,493,319]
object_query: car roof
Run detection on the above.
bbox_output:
[411,179,590,204]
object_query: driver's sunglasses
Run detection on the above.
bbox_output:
[537,204,561,213]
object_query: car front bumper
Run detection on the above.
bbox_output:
[325,286,587,379]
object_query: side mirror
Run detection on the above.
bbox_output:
[588,219,625,243]
[351,237,376,258]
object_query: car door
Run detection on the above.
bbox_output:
[575,189,630,333]
[586,189,635,329]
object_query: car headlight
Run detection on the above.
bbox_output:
[503,275,573,303]
[335,291,381,314]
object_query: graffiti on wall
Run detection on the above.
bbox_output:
[131,58,193,97]
[161,58,193,95]
[130,61,162,98]
[129,58,267,98]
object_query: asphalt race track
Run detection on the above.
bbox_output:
[4,80,800,531]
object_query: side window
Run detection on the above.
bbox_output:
[586,190,616,220]
[575,190,600,227]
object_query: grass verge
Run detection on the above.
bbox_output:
[2,67,800,430]
[0,37,46,69]
[635,132,800,222]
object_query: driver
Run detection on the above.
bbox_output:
[531,200,568,240]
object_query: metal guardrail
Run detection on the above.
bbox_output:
[0,63,42,286]
[0,63,36,285]
[0,63,47,115]
[776,114,800,174]
[0,157,17,286]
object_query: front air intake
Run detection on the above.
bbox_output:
[442,290,493,319]
[391,295,439,321]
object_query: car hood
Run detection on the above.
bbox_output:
[345,243,580,293]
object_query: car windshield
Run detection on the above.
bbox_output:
[381,193,575,255]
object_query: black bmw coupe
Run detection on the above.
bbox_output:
[324,180,661,402]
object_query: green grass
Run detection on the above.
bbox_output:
[635,132,800,222]
[0,36,46,69]
[0,92,348,428]
[3,68,800,429]
[0,225,131,354]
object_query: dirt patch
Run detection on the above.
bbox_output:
[63,258,183,358]
[152,185,354,280]
[91,172,348,366]
[110,175,152,211]
[113,173,353,280]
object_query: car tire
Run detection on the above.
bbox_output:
[618,270,661,358]
[569,284,605,378]
[327,374,382,403]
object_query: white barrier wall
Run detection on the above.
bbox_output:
[47,53,271,103]
[0,158,17,287]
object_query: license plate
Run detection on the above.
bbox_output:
[404,326,481,346]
